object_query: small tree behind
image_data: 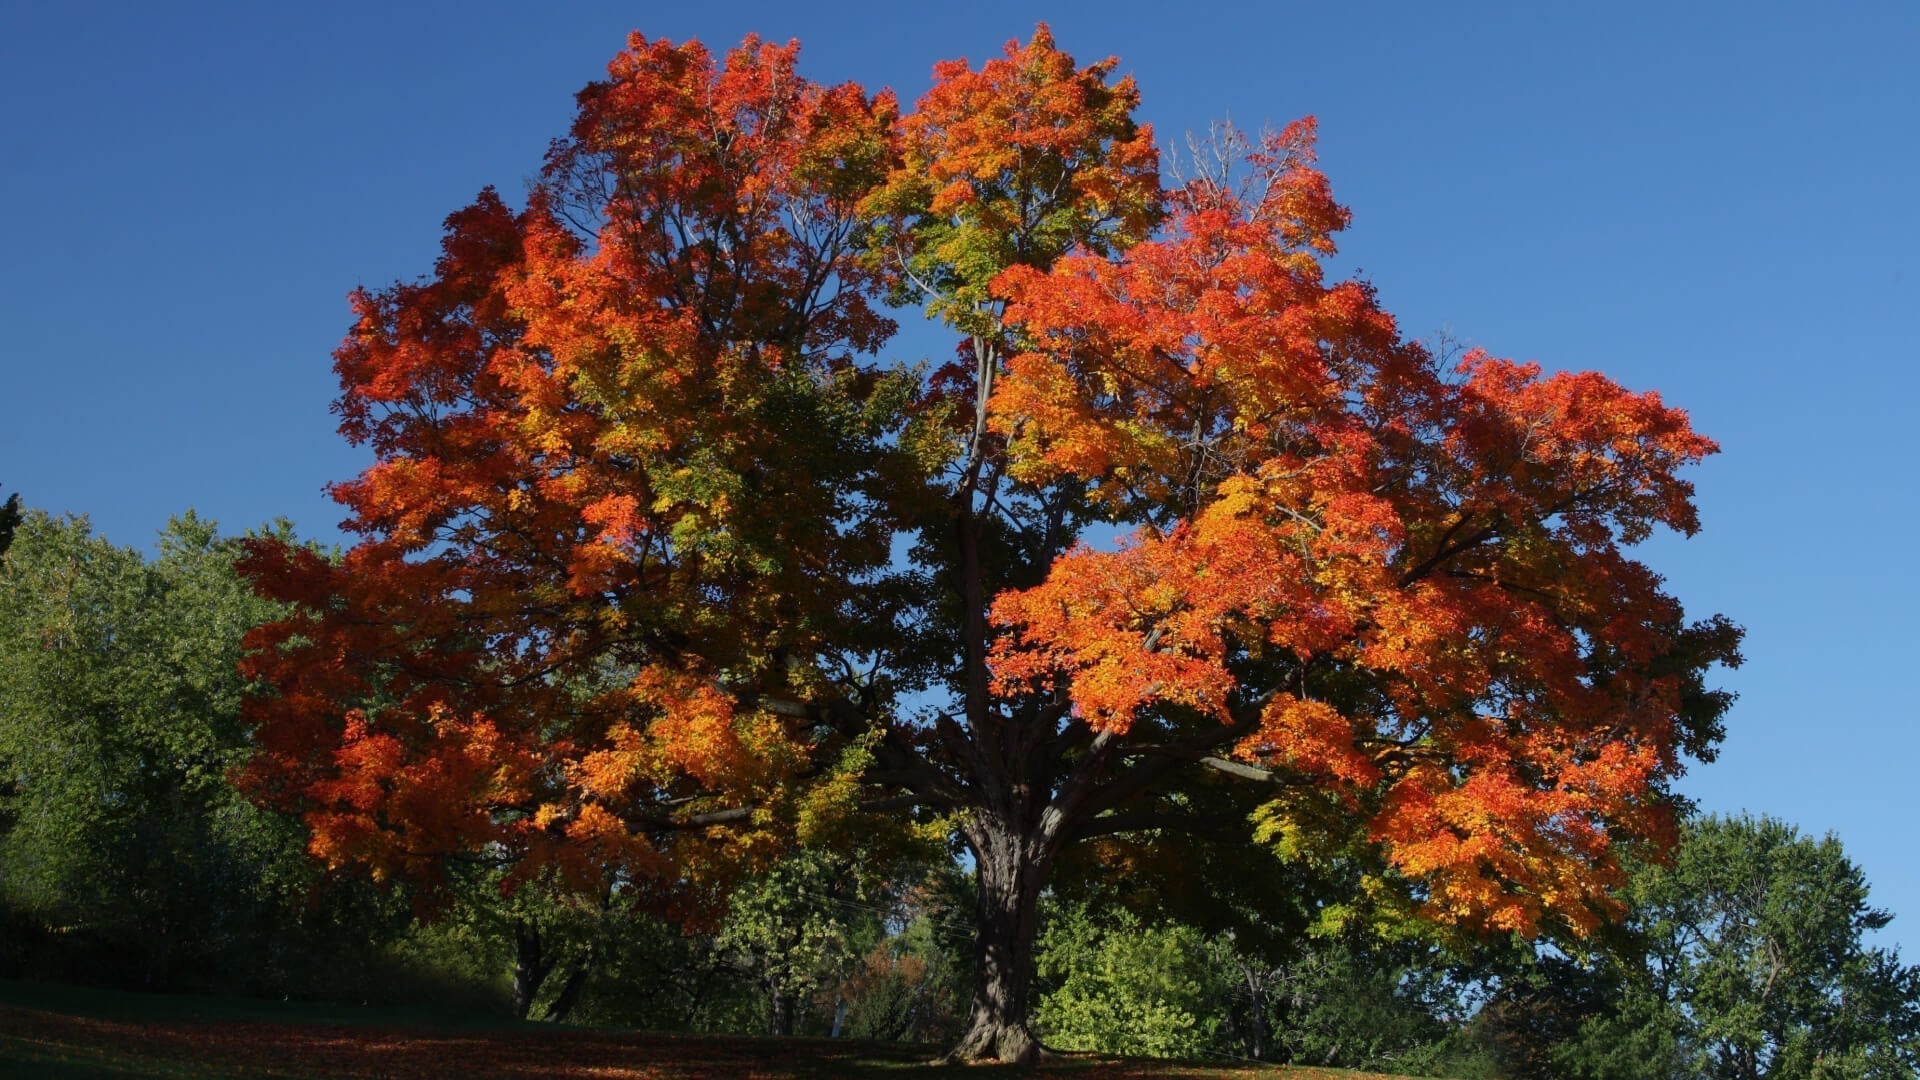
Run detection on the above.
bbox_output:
[1486,815,1920,1078]
[1032,902,1234,1059]
[712,850,877,1037]
[1628,815,1920,1077]
[0,511,412,995]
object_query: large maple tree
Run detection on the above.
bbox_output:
[238,27,1738,1061]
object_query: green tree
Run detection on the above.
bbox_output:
[1547,815,1920,1079]
[712,849,886,1036]
[377,861,647,1021]
[835,861,973,1043]
[1032,901,1233,1059]
[0,511,349,989]
[1262,932,1492,1076]
[0,487,21,559]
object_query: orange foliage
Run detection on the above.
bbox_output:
[239,26,1735,949]
[983,120,1732,935]
[238,32,896,917]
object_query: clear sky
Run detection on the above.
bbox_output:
[4,2,1916,946]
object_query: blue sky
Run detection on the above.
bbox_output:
[5,2,1916,946]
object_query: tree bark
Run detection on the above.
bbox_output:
[545,949,594,1024]
[946,816,1052,1064]
[769,984,796,1037]
[1244,965,1268,1060]
[511,920,555,1020]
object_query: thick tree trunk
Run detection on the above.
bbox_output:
[946,818,1052,1064]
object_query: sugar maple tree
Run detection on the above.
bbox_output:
[238,26,1738,1062]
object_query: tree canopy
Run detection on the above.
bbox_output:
[1561,815,1920,1078]
[236,25,1738,1061]
[0,510,380,990]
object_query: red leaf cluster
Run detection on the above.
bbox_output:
[238,26,1736,946]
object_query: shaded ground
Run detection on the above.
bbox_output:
[0,980,1404,1079]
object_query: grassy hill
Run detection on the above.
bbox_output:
[0,980,1414,1079]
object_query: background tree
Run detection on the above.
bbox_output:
[1261,931,1491,1074]
[0,512,286,984]
[1024,881,1498,1074]
[1552,815,1920,1078]
[0,510,422,998]
[237,25,1739,1062]
[411,862,627,1022]
[527,843,968,1038]
[1031,901,1230,1059]
[1041,820,1364,1060]
[711,849,876,1037]
[0,486,21,558]
[834,868,973,1044]
[1466,945,1651,1079]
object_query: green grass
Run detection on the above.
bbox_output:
[0,978,529,1032]
[0,979,1409,1079]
